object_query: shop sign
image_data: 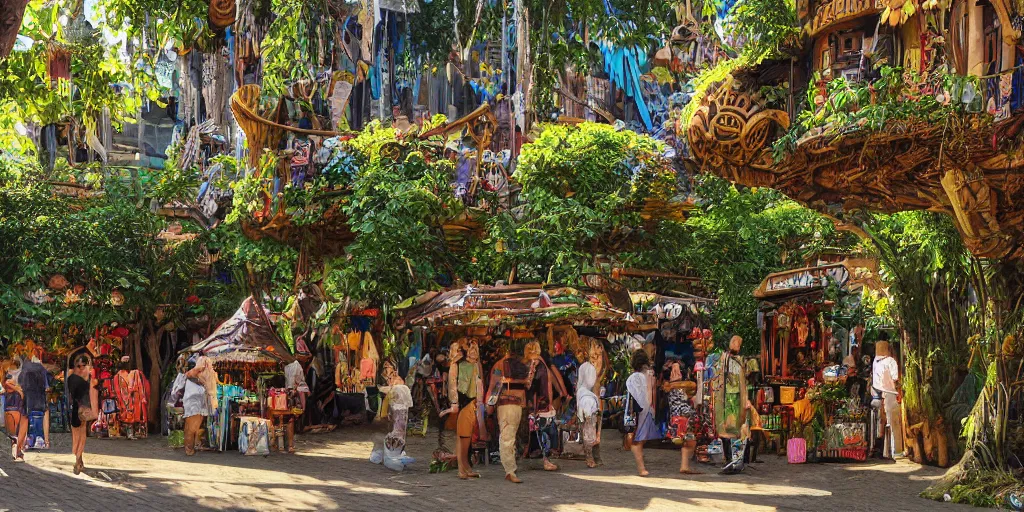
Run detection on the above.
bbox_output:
[765,265,849,293]
[806,0,884,37]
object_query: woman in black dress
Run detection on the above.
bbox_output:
[67,354,97,474]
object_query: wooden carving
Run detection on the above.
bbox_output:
[419,103,498,195]
[687,76,789,185]
[209,0,237,30]
[230,84,347,168]
[685,74,1024,260]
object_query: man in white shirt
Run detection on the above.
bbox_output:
[871,340,904,458]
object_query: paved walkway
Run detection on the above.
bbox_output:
[0,426,972,511]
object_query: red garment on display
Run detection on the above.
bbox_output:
[114,370,150,424]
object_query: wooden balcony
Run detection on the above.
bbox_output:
[804,0,884,38]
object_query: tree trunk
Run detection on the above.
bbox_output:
[145,320,172,432]
[0,0,30,59]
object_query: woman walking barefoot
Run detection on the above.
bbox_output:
[67,355,98,474]
[626,350,658,477]
[448,339,484,480]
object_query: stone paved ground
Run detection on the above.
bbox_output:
[0,425,975,512]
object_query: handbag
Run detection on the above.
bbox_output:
[266,388,286,410]
[620,391,638,434]
[78,405,98,423]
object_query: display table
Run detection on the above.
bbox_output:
[268,409,302,453]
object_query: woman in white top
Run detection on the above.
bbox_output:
[576,339,605,468]
[871,340,904,458]
[626,349,659,476]
[182,355,217,456]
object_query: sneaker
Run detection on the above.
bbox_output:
[892,452,906,460]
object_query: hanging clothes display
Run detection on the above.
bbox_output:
[114,369,150,439]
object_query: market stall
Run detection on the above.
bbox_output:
[751,258,880,462]
[394,284,639,468]
[180,296,299,453]
[628,292,716,448]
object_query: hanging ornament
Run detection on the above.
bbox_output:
[110,290,125,307]
[48,274,69,290]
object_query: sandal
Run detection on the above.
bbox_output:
[679,469,702,475]
[543,460,559,471]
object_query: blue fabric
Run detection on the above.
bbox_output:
[226,27,235,68]
[413,56,422,100]
[370,59,382,100]
[600,43,653,131]
[633,409,659,442]
[1012,56,1024,112]
[351,316,372,332]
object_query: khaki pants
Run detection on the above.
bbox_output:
[184,415,205,455]
[881,392,904,455]
[497,404,522,476]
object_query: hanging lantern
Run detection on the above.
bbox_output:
[48,274,69,290]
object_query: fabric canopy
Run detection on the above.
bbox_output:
[394,284,632,328]
[185,296,295,365]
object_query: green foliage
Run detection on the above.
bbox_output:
[325,122,459,304]
[660,175,843,351]
[0,159,233,340]
[0,1,161,154]
[260,0,335,102]
[773,67,981,159]
[865,211,978,461]
[682,0,800,124]
[97,0,211,53]
[500,122,676,282]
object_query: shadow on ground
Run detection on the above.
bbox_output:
[0,426,971,512]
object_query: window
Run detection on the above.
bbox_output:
[983,4,1001,74]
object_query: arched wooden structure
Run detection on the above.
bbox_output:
[686,75,1024,260]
